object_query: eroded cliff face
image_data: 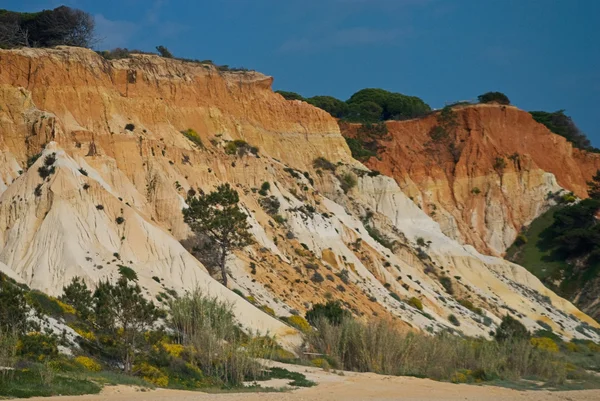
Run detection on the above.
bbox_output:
[342,105,600,256]
[0,47,598,344]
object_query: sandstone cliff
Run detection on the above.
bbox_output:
[342,105,600,256]
[0,47,597,343]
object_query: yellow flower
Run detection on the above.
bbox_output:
[286,315,311,333]
[162,343,184,358]
[74,328,96,342]
[134,362,169,387]
[530,337,559,353]
[74,356,102,372]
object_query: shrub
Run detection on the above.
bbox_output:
[313,157,336,171]
[495,315,530,342]
[181,129,203,148]
[471,187,481,195]
[169,289,265,385]
[259,196,280,215]
[260,305,275,316]
[416,237,426,247]
[458,299,483,315]
[117,265,138,281]
[115,216,125,225]
[514,234,528,246]
[307,316,567,383]
[156,45,173,58]
[74,356,102,371]
[224,139,258,157]
[311,272,325,283]
[339,172,357,193]
[258,181,271,196]
[478,91,510,105]
[285,315,312,333]
[448,314,460,326]
[530,110,595,151]
[306,301,350,326]
[17,333,58,361]
[78,168,88,176]
[27,153,42,168]
[96,204,104,210]
[439,276,454,294]
[135,362,169,387]
[530,337,559,353]
[125,123,135,131]
[408,297,423,311]
[344,137,377,161]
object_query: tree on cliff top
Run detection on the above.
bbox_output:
[183,184,254,287]
[530,110,595,152]
[477,91,511,105]
[0,6,95,48]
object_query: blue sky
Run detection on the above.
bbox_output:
[11,0,600,145]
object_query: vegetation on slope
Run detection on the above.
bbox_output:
[507,176,600,316]
[276,88,431,123]
[0,6,95,48]
[303,302,600,388]
[530,110,598,152]
[0,271,310,397]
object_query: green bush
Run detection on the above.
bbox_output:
[478,91,510,105]
[448,314,460,326]
[495,315,530,342]
[344,137,377,161]
[514,234,528,246]
[313,157,336,171]
[305,301,350,326]
[339,172,357,193]
[181,129,203,148]
[408,297,423,311]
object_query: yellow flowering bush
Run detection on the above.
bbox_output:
[260,305,275,316]
[55,299,76,315]
[530,337,559,353]
[134,362,169,387]
[286,315,311,333]
[311,358,330,370]
[74,327,96,342]
[162,342,185,358]
[566,342,579,352]
[74,356,102,372]
[450,371,468,383]
[588,341,600,352]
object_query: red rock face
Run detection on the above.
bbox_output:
[341,104,600,255]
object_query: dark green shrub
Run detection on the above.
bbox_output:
[306,301,350,326]
[478,91,510,105]
[117,265,138,281]
[313,157,336,171]
[125,123,135,131]
[448,314,460,326]
[495,315,530,342]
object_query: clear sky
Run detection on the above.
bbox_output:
[11,0,600,145]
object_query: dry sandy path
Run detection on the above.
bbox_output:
[28,363,600,401]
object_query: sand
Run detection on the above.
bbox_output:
[26,362,600,401]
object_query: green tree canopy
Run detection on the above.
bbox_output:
[530,110,594,151]
[0,6,95,48]
[183,184,254,287]
[306,301,351,326]
[276,91,305,101]
[494,315,529,342]
[307,96,349,118]
[478,91,510,105]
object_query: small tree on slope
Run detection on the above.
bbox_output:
[183,184,254,287]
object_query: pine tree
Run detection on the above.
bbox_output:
[587,169,600,200]
[183,184,254,287]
